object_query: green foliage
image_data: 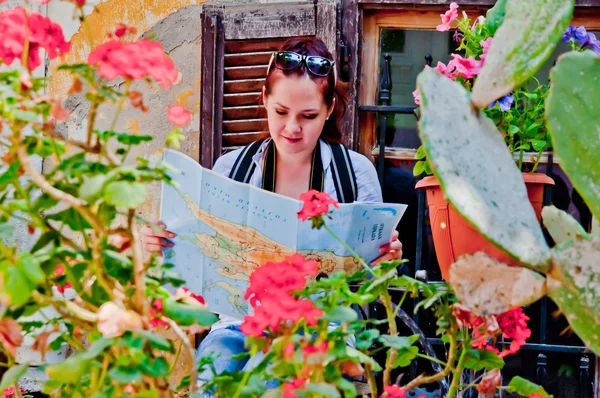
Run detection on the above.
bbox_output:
[507,376,552,398]
[463,349,505,371]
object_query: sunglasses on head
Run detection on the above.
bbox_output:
[268,51,335,78]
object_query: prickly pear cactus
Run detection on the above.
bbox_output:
[547,237,600,355]
[450,252,546,315]
[471,0,574,107]
[416,68,551,271]
[542,206,588,244]
[546,51,600,222]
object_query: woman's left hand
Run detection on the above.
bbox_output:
[372,230,403,265]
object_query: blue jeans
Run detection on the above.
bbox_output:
[196,325,277,397]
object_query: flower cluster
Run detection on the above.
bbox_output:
[297,190,339,229]
[168,104,193,126]
[87,39,178,88]
[240,254,322,337]
[454,305,531,358]
[0,7,70,70]
[563,25,600,53]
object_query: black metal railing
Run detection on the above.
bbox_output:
[359,53,597,397]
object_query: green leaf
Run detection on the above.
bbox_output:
[416,68,551,271]
[117,134,153,145]
[389,346,419,368]
[378,334,419,350]
[0,223,15,240]
[80,174,109,200]
[45,355,93,384]
[464,349,505,371]
[4,267,34,306]
[136,330,174,353]
[139,357,169,377]
[104,181,147,209]
[19,252,45,284]
[531,139,547,152]
[415,145,427,160]
[412,160,426,177]
[542,206,587,244]
[108,366,143,383]
[485,0,507,35]
[305,383,341,398]
[450,253,546,315]
[323,306,358,322]
[471,0,574,108]
[345,346,382,372]
[46,208,92,232]
[507,376,551,397]
[0,363,28,391]
[547,237,600,355]
[162,299,219,326]
[546,51,600,221]
[31,231,60,253]
[355,329,380,350]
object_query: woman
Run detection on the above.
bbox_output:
[141,37,402,387]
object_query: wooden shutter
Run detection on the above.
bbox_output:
[221,38,289,153]
[199,1,338,167]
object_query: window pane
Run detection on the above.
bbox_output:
[378,28,454,149]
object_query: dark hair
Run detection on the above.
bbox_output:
[262,37,348,143]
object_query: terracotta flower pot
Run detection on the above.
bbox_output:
[415,173,554,281]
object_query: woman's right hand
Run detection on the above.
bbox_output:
[140,221,176,255]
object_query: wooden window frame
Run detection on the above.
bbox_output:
[357,5,600,160]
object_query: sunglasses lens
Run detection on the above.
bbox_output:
[275,52,302,70]
[306,57,332,76]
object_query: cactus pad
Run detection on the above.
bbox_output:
[450,252,546,315]
[546,51,600,222]
[417,68,551,271]
[542,206,588,244]
[471,0,574,108]
[548,237,600,355]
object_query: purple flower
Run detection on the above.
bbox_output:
[563,25,588,43]
[488,93,514,112]
[581,32,600,54]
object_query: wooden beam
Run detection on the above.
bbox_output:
[358,0,600,8]
[340,0,361,151]
[200,12,225,168]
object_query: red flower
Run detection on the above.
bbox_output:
[0,7,70,70]
[241,254,322,337]
[53,264,72,294]
[282,378,307,398]
[114,23,136,38]
[303,341,328,360]
[149,298,169,328]
[297,190,339,225]
[529,395,544,398]
[167,104,192,126]
[175,287,206,306]
[379,385,406,398]
[496,307,531,357]
[3,387,24,398]
[88,40,178,88]
[283,341,295,359]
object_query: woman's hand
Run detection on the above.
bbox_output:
[140,221,176,255]
[372,230,403,265]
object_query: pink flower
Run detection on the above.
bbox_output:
[97,302,143,338]
[412,89,421,105]
[167,104,192,126]
[379,385,406,398]
[448,54,482,79]
[0,7,70,70]
[282,378,307,398]
[175,287,206,306]
[283,341,295,358]
[436,2,459,32]
[88,40,178,88]
[496,307,531,357]
[480,38,493,63]
[149,298,169,328]
[434,61,457,80]
[529,395,544,398]
[114,23,136,38]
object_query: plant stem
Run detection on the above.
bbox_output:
[447,336,468,398]
[403,331,457,392]
[232,346,258,398]
[415,353,447,367]
[168,340,184,376]
[129,209,148,315]
[364,363,378,398]
[15,144,106,235]
[165,317,197,395]
[323,224,375,277]
[382,293,398,387]
[531,149,544,173]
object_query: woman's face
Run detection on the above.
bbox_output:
[263,73,334,157]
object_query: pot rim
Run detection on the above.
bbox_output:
[415,172,555,189]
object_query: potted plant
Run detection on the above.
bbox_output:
[411,0,598,280]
